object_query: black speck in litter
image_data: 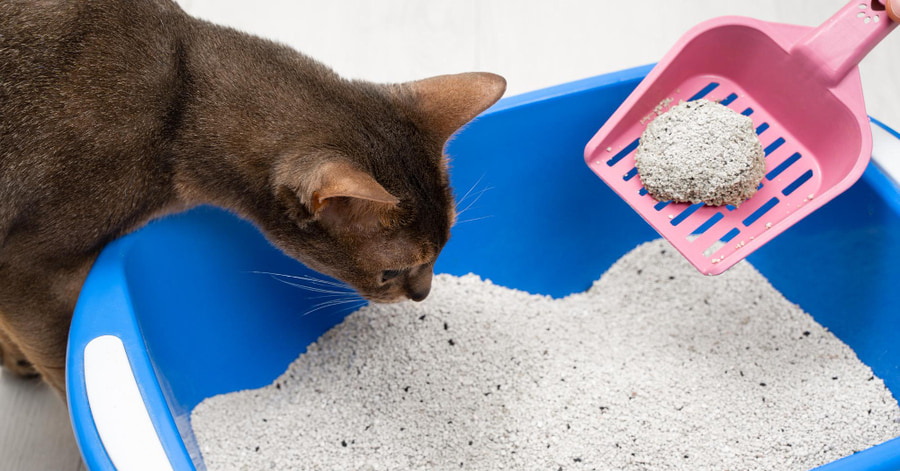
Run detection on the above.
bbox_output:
[668,276,675,280]
[276,383,280,390]
[449,339,456,346]
[444,322,449,330]
[832,377,838,380]
[683,454,689,459]
[469,440,473,446]
[403,386,410,392]
[262,418,267,423]
[803,331,811,336]
[760,382,766,387]
[255,446,259,452]
[341,440,347,447]
[419,315,426,321]
[573,457,582,463]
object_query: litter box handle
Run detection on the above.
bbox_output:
[790,0,898,86]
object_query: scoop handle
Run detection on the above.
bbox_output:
[791,0,898,86]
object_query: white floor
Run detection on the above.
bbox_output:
[0,371,84,471]
[4,1,900,469]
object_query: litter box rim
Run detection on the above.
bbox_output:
[65,64,900,471]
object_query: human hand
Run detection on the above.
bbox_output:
[888,0,900,22]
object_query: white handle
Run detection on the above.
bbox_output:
[84,336,174,471]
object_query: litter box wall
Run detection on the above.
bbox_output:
[67,64,900,471]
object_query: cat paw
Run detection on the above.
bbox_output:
[0,346,41,379]
[8,359,41,379]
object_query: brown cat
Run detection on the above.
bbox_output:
[0,0,505,392]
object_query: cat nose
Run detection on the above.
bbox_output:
[407,285,431,302]
[406,265,433,302]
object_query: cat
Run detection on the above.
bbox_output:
[0,0,505,393]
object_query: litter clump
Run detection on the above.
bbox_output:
[635,99,765,207]
[192,239,900,471]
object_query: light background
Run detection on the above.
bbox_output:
[176,0,900,129]
[2,1,899,469]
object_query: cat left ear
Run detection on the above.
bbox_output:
[405,72,507,140]
[311,162,400,230]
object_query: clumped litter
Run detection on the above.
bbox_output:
[635,99,765,207]
[192,239,900,471]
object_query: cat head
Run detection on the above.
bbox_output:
[268,72,505,303]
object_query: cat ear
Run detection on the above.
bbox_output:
[310,161,400,230]
[405,72,506,139]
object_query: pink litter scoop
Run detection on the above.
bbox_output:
[585,1,897,275]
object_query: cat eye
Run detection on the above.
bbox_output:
[381,269,403,283]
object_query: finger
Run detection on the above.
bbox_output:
[888,0,900,23]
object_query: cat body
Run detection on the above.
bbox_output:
[0,0,505,391]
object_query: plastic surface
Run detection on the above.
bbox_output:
[83,336,173,471]
[585,1,898,275]
[68,64,900,470]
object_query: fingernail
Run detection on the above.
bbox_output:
[891,1,900,21]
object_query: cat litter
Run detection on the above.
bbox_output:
[634,99,765,207]
[192,239,900,471]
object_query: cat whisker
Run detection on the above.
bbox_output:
[249,270,353,290]
[306,291,365,302]
[455,186,493,219]
[302,298,367,317]
[294,275,353,290]
[250,271,356,295]
[269,277,358,296]
[454,215,494,226]
[331,300,369,317]
[455,174,485,208]
[302,299,348,317]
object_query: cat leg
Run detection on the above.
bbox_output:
[0,259,94,393]
[0,307,70,392]
[0,322,40,379]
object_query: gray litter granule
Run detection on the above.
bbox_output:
[635,99,765,207]
[192,240,900,471]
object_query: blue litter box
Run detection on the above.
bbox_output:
[67,64,900,470]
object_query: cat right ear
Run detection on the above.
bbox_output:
[278,160,400,230]
[403,72,507,140]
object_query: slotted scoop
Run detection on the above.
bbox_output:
[585,1,897,275]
